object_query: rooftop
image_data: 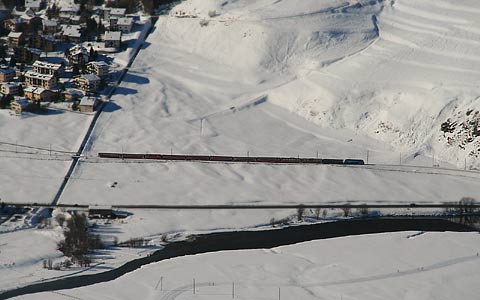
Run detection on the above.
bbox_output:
[33,60,63,70]
[61,25,81,38]
[117,17,133,26]
[80,96,99,106]
[104,31,122,41]
[110,8,126,16]
[79,73,100,81]
[0,68,15,74]
[25,71,54,81]
[8,32,23,38]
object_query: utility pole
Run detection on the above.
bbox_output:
[278,287,281,300]
[366,150,369,164]
[193,278,196,295]
[232,282,235,299]
[399,152,402,165]
[465,158,467,170]
[200,118,203,136]
[316,151,319,159]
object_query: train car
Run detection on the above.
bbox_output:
[343,159,365,165]
[321,159,344,165]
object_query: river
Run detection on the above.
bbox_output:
[0,217,476,299]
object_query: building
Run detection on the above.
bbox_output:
[60,25,82,43]
[10,98,32,114]
[24,86,54,102]
[74,74,101,93]
[0,68,16,82]
[62,88,83,101]
[14,47,42,64]
[24,71,57,89]
[25,0,45,12]
[42,19,58,34]
[8,31,24,47]
[78,96,100,113]
[67,45,90,66]
[32,60,64,76]
[88,205,113,218]
[104,31,122,49]
[4,18,25,32]
[116,17,133,33]
[86,61,109,78]
[104,8,126,21]
[0,82,21,96]
[40,35,56,52]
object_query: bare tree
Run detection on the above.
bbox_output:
[297,206,305,221]
[314,207,321,219]
[342,206,351,217]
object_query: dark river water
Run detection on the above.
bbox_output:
[0,217,477,299]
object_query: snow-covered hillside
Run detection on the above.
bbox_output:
[142,0,480,168]
[11,231,480,300]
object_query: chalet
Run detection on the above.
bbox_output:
[31,33,54,51]
[67,45,90,66]
[104,8,126,21]
[60,25,82,43]
[40,35,56,52]
[10,98,32,114]
[70,15,81,25]
[0,82,21,96]
[78,96,100,113]
[24,71,57,89]
[33,60,64,76]
[104,31,122,49]
[14,47,42,64]
[62,88,83,101]
[25,0,45,12]
[86,61,109,78]
[42,19,58,34]
[116,17,133,33]
[0,68,16,82]
[24,86,54,102]
[8,31,24,48]
[4,18,25,32]
[74,74,100,93]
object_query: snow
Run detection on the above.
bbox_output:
[10,231,480,300]
[59,0,480,211]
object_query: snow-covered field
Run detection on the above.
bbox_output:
[60,0,480,209]
[11,231,480,300]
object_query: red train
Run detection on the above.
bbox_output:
[97,152,365,165]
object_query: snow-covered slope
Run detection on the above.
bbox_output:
[12,231,480,300]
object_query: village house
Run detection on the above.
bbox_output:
[0,68,16,82]
[0,82,21,96]
[104,8,126,21]
[14,47,42,64]
[116,17,133,33]
[42,19,58,34]
[60,24,82,43]
[10,97,32,114]
[25,0,45,12]
[4,18,25,32]
[78,96,100,113]
[86,61,109,78]
[8,31,24,48]
[104,31,122,49]
[31,33,56,52]
[67,44,90,66]
[24,70,57,89]
[62,88,83,102]
[24,86,54,102]
[74,74,101,93]
[33,60,64,77]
